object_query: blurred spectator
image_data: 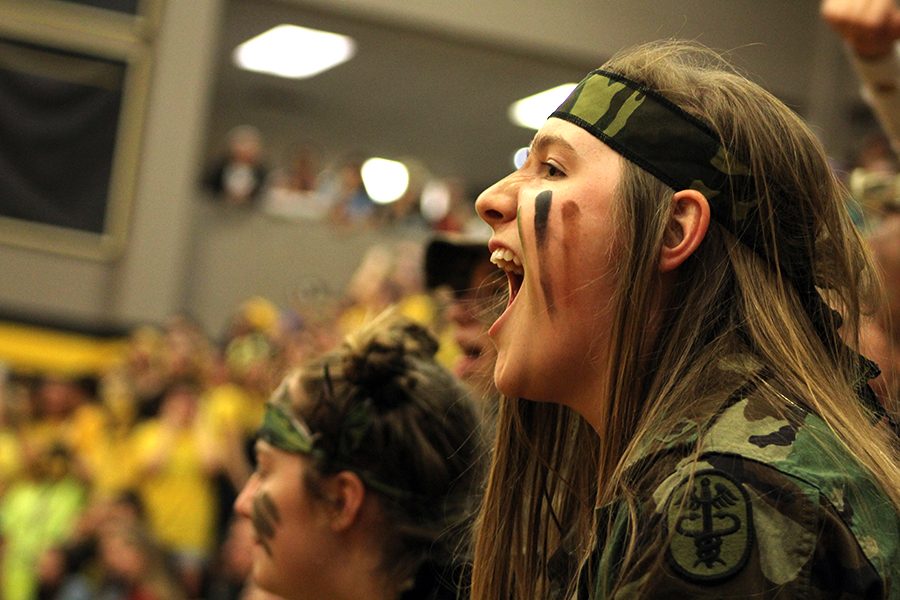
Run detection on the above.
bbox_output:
[223,297,280,346]
[336,244,399,336]
[861,202,900,422]
[204,125,270,207]
[116,325,168,422]
[822,0,900,150]
[847,132,899,229]
[36,543,87,600]
[161,314,214,387]
[94,522,186,600]
[425,233,503,407]
[20,375,105,486]
[427,177,478,234]
[260,144,329,220]
[0,370,26,496]
[0,444,86,600]
[336,243,439,338]
[391,240,438,326]
[322,156,376,227]
[34,491,148,600]
[129,377,218,597]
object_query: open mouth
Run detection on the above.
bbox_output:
[490,248,524,305]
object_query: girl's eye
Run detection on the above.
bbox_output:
[544,163,564,177]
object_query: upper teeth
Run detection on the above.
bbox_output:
[490,249,523,274]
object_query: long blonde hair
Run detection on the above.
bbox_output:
[470,40,899,600]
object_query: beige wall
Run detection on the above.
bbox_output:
[0,0,223,330]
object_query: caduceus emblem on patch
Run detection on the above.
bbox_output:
[665,469,753,583]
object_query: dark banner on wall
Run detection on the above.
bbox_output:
[0,38,125,234]
[59,0,140,14]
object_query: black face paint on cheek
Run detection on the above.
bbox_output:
[561,200,581,305]
[251,492,281,556]
[534,190,552,248]
[534,190,555,314]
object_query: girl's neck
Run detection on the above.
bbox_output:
[322,538,399,600]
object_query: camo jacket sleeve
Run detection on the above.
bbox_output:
[590,399,899,599]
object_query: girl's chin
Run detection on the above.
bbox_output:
[493,358,527,400]
[492,361,514,398]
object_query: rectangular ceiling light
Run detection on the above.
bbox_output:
[508,83,577,130]
[233,24,356,79]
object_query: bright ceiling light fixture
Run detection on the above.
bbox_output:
[361,158,409,204]
[508,83,578,130]
[233,24,356,79]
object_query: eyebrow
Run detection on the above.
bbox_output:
[530,133,577,156]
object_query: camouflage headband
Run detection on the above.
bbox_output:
[551,68,754,242]
[258,381,318,455]
[257,369,414,500]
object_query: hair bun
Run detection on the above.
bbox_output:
[342,314,439,407]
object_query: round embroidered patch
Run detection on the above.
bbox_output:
[665,468,753,583]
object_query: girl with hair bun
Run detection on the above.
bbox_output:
[234,309,482,600]
[471,40,899,598]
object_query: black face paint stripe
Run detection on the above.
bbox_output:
[534,190,555,314]
[251,492,280,555]
[561,200,581,306]
[534,190,552,249]
[259,492,281,523]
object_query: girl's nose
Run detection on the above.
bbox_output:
[233,473,258,518]
[475,173,520,228]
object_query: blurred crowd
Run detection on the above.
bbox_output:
[203,126,484,235]
[0,237,494,600]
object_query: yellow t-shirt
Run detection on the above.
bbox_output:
[0,430,21,492]
[130,420,216,558]
[89,430,136,499]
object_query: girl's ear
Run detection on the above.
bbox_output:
[322,471,367,532]
[659,189,711,272]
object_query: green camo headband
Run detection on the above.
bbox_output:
[258,381,318,455]
[257,371,414,500]
[551,69,755,243]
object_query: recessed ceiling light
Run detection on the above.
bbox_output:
[233,24,356,79]
[508,83,577,130]
[361,158,409,204]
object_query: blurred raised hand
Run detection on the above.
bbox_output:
[822,0,900,58]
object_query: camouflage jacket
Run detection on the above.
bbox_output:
[586,374,899,599]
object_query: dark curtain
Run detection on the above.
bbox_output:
[0,39,125,234]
